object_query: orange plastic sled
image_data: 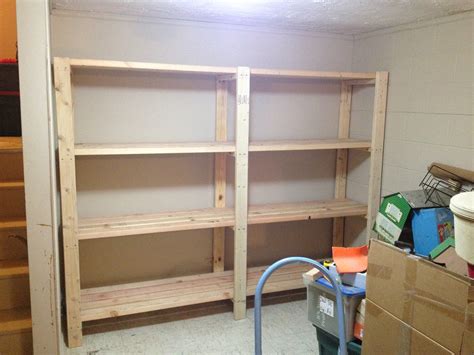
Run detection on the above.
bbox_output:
[332,245,368,273]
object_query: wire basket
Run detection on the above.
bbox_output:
[419,164,472,207]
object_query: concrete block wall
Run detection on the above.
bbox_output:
[345,12,473,245]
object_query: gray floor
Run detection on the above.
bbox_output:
[65,300,318,354]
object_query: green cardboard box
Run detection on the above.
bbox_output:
[373,190,449,244]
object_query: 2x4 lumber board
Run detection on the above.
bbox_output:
[0,308,32,335]
[249,139,370,152]
[74,139,371,156]
[80,264,310,321]
[0,217,26,230]
[0,259,28,279]
[68,58,236,75]
[233,67,250,320]
[366,72,389,241]
[0,181,25,189]
[74,142,236,156]
[76,199,367,240]
[78,208,235,240]
[213,79,228,272]
[54,57,82,347]
[248,200,367,224]
[250,68,376,80]
[0,137,22,153]
[333,82,353,247]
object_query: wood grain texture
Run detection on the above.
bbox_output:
[80,264,311,321]
[0,308,31,335]
[213,79,228,272]
[366,72,389,241]
[0,138,22,153]
[54,57,82,347]
[333,82,353,246]
[0,259,28,279]
[77,199,367,240]
[0,218,26,231]
[0,181,25,190]
[233,67,250,320]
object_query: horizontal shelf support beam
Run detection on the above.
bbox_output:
[68,58,237,75]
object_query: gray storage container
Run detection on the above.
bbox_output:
[307,277,365,342]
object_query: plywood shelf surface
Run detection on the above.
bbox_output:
[0,218,27,231]
[0,137,22,153]
[0,308,31,335]
[77,199,367,240]
[80,264,310,321]
[0,181,24,190]
[69,59,236,75]
[74,138,371,156]
[0,259,28,280]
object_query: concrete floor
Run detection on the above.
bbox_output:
[65,300,318,354]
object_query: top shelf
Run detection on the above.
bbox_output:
[69,59,236,75]
[250,68,376,80]
[63,58,376,80]
[74,139,371,156]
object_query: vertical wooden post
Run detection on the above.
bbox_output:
[54,57,82,347]
[333,82,353,246]
[366,72,389,241]
[213,78,228,272]
[233,67,250,320]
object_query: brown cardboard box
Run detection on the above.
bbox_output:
[363,300,453,355]
[362,240,473,354]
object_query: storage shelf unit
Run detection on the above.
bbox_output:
[54,57,388,347]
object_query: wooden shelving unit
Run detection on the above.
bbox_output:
[54,57,388,347]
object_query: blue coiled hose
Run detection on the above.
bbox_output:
[254,257,347,355]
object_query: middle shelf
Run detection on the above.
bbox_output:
[74,138,371,156]
[77,198,367,240]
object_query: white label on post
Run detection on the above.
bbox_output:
[319,295,334,317]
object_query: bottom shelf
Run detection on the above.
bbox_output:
[81,264,312,322]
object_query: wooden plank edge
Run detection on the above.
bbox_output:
[67,58,236,75]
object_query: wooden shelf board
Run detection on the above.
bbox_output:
[80,264,311,321]
[250,68,376,80]
[249,139,371,152]
[0,137,22,153]
[77,199,367,240]
[75,139,371,156]
[0,308,31,335]
[0,259,28,279]
[0,181,24,190]
[75,142,236,156]
[68,58,236,75]
[0,218,27,231]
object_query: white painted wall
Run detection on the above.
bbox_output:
[346,12,474,245]
[50,14,357,287]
